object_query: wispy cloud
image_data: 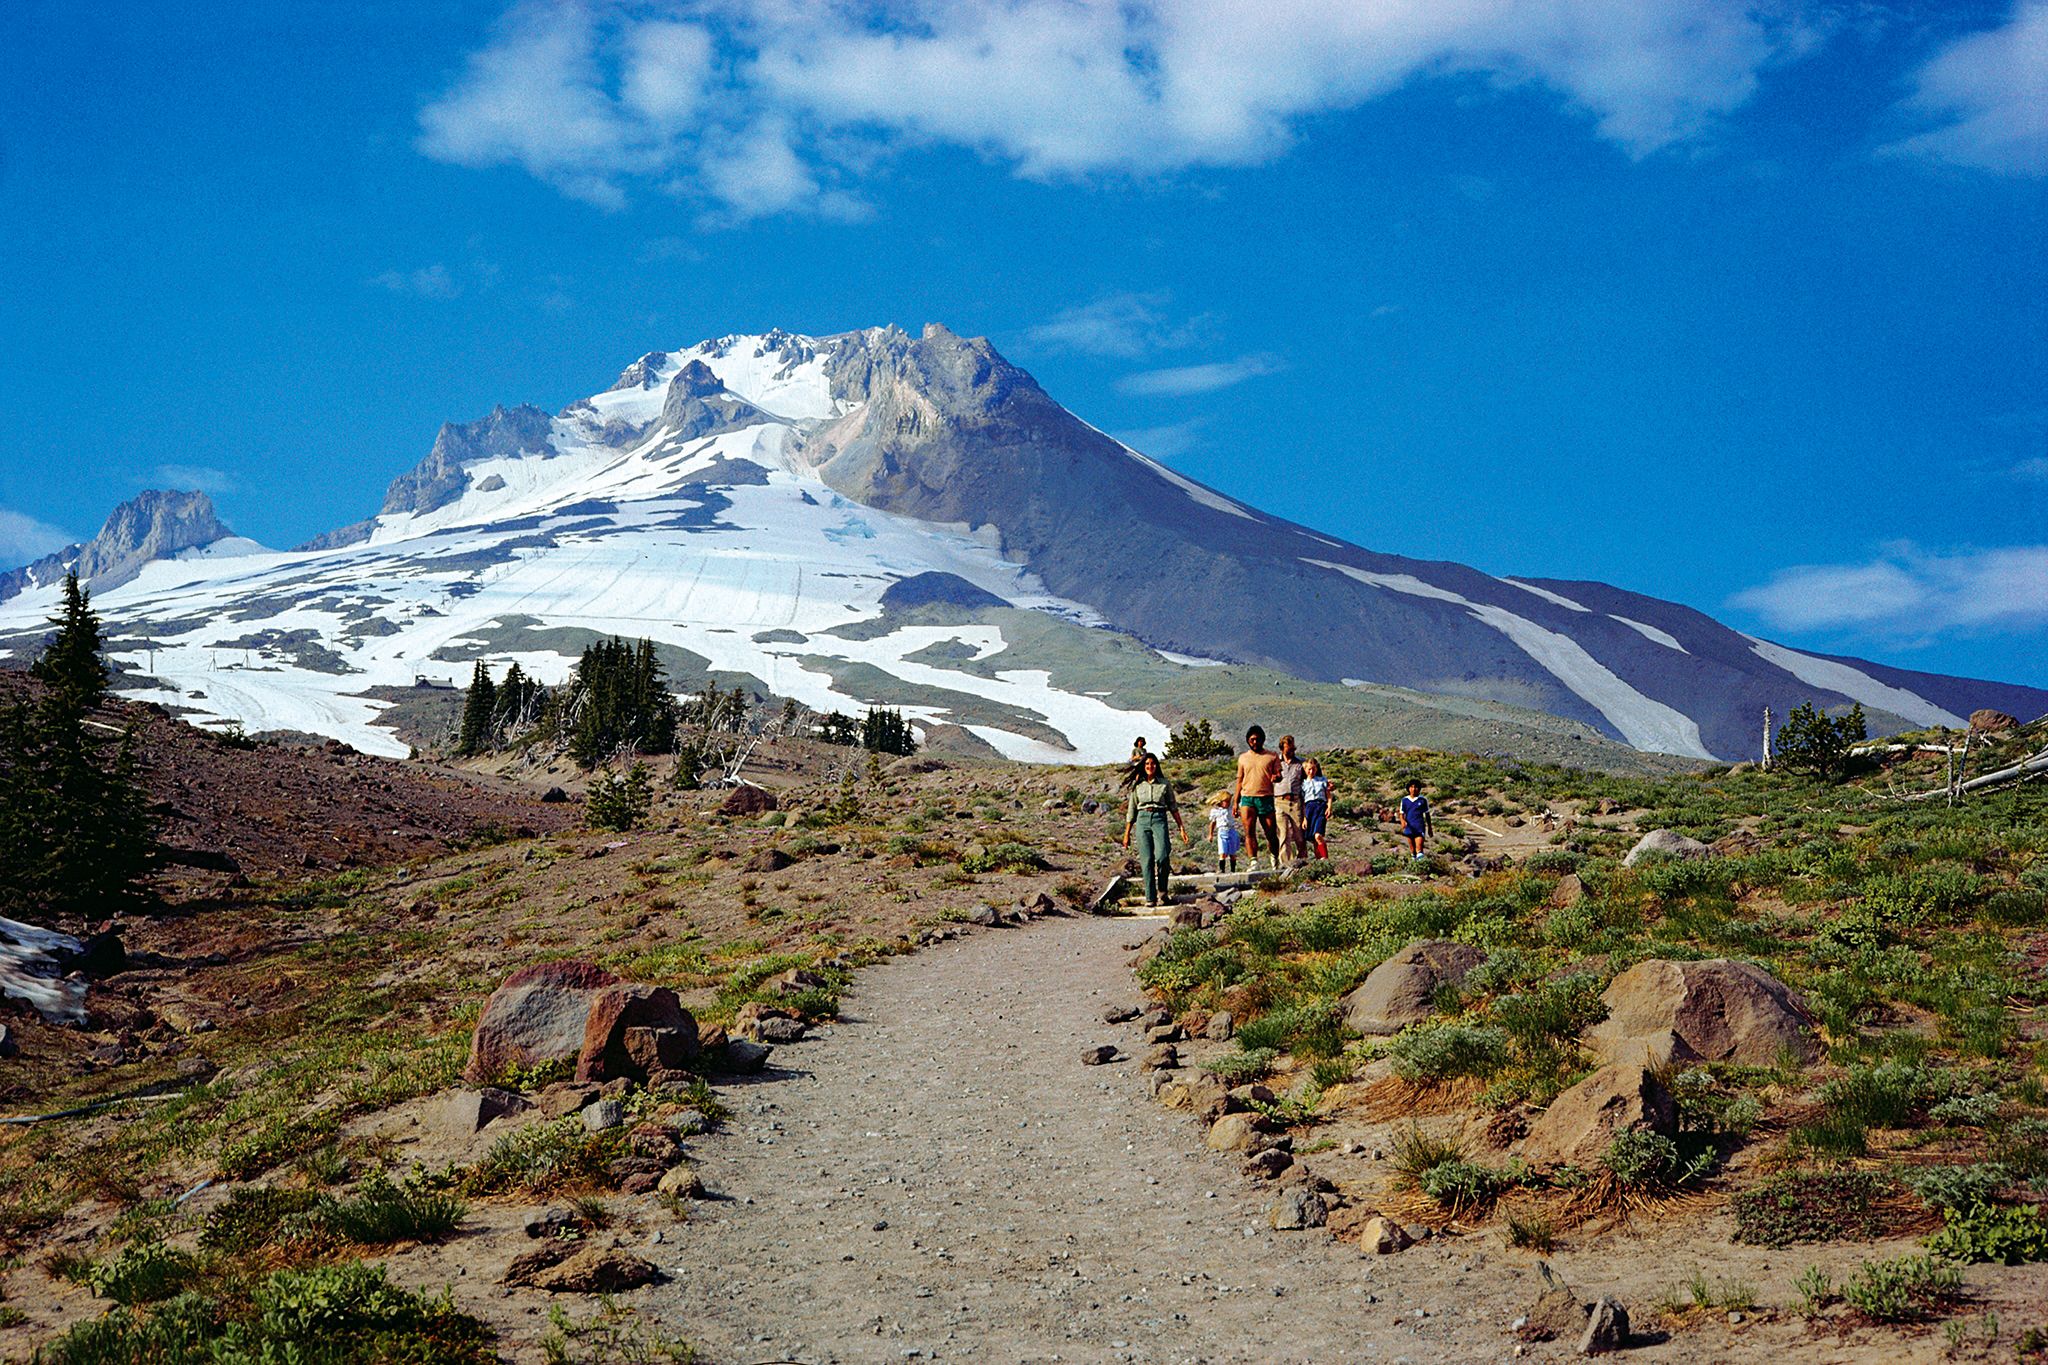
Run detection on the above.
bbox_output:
[1024,292,1208,359]
[2014,456,2048,481]
[154,464,238,494]
[1731,542,2048,639]
[1117,353,1284,397]
[0,508,74,568]
[418,0,1816,220]
[1111,418,1207,459]
[1883,2,2048,175]
[370,263,462,299]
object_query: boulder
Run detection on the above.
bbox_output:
[1622,829,1711,867]
[436,1086,533,1137]
[718,785,776,817]
[1079,1044,1118,1065]
[1585,958,1819,1066]
[743,847,793,873]
[753,1016,806,1044]
[1338,940,1486,1035]
[619,1025,695,1077]
[517,1246,662,1293]
[656,1165,704,1198]
[722,1039,773,1072]
[1101,1003,1142,1024]
[1204,1010,1235,1041]
[1970,709,2019,734]
[1360,1216,1414,1255]
[581,1098,626,1133]
[1244,1147,1294,1179]
[574,984,697,1083]
[1206,1113,1260,1152]
[1549,873,1585,909]
[1269,1188,1327,1230]
[1159,1072,1228,1122]
[1519,1064,1674,1170]
[540,786,570,803]
[463,961,620,1084]
[765,968,827,997]
[1141,1044,1179,1071]
[1520,1262,1586,1341]
[1580,1296,1629,1355]
[962,905,1002,927]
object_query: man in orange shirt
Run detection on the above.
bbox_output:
[1231,725,1283,871]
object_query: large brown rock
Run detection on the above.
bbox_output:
[1339,940,1486,1036]
[1970,709,2018,734]
[575,984,697,1082]
[1585,958,1818,1067]
[1519,1064,1675,1170]
[719,784,777,816]
[463,961,620,1084]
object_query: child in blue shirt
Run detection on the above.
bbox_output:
[1399,780,1432,859]
[1302,759,1331,860]
[1208,792,1243,873]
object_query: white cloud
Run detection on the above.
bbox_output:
[1731,542,2048,639]
[1884,2,2048,174]
[0,509,74,568]
[417,0,1816,219]
[154,465,239,494]
[1025,292,1207,358]
[2015,456,2048,481]
[371,264,461,299]
[1117,353,1284,397]
[1111,418,1206,459]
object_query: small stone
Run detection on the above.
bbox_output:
[1579,1296,1629,1356]
[521,1246,662,1293]
[1206,1113,1259,1152]
[1137,1007,1172,1030]
[1079,1044,1119,1065]
[1141,1044,1179,1071]
[582,1098,626,1132]
[1243,1148,1293,1179]
[1360,1216,1413,1255]
[1269,1188,1327,1231]
[723,1039,773,1072]
[1204,1011,1234,1041]
[1144,1023,1182,1045]
[656,1165,703,1198]
[754,1016,806,1044]
[1101,1003,1142,1024]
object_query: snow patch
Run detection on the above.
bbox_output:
[1500,578,1590,612]
[1610,614,1688,653]
[1156,649,1229,668]
[1120,446,1260,523]
[1310,559,1712,759]
[1744,637,1965,729]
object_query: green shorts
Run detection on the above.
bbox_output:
[1238,795,1274,817]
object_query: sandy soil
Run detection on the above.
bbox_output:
[599,915,2024,1365]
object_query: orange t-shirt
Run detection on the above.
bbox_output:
[1236,748,1282,797]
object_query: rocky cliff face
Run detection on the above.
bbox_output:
[0,489,235,602]
[380,405,556,516]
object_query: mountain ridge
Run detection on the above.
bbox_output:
[1,325,2040,764]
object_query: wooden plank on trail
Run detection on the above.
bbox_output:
[1086,875,1127,915]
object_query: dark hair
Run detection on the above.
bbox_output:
[1406,779,1421,791]
[1133,736,1148,747]
[1246,725,1265,743]
[1141,753,1164,780]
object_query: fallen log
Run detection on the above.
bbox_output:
[1900,747,2048,802]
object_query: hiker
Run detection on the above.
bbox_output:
[1274,734,1307,865]
[1302,758,1331,861]
[1118,735,1151,792]
[1120,752,1190,908]
[1398,779,1433,859]
[1207,791,1242,873]
[1232,725,1283,870]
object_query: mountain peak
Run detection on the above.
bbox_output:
[0,488,236,604]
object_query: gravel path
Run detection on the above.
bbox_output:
[650,915,1515,1365]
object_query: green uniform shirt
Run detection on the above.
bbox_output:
[1126,780,1178,823]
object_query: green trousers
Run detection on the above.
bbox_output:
[1134,810,1172,903]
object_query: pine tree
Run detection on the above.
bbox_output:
[1,579,157,924]
[31,572,108,717]
[458,661,497,756]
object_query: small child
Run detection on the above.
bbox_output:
[1208,791,1243,873]
[1302,758,1331,861]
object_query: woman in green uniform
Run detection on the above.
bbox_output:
[1121,752,1191,908]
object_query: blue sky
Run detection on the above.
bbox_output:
[3,0,2043,685]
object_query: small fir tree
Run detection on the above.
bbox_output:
[1775,701,1867,781]
[31,572,109,716]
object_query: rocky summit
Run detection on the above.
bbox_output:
[2,326,2041,763]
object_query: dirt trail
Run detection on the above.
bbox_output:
[650,915,1508,1364]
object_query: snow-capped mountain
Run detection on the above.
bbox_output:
[2,325,2040,764]
[0,489,255,604]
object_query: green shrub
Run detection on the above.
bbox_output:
[586,764,653,832]
[1390,1124,1466,1186]
[81,1241,201,1306]
[1420,1159,1516,1210]
[1840,1253,1963,1322]
[1929,1091,2004,1127]
[1234,1002,1342,1058]
[1386,1023,1508,1081]
[1928,1202,2048,1265]
[1603,1129,1713,1189]
[310,1175,466,1245]
[1907,1163,2012,1213]
[960,842,1048,874]
[1491,974,1607,1055]
[1733,1170,1891,1246]
[200,1187,321,1254]
[1200,1047,1278,1083]
[461,1119,621,1197]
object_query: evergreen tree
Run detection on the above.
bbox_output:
[1775,701,1866,781]
[815,711,858,746]
[31,572,108,716]
[458,662,497,756]
[1,579,157,924]
[566,637,678,767]
[1165,717,1233,761]
[859,706,916,756]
